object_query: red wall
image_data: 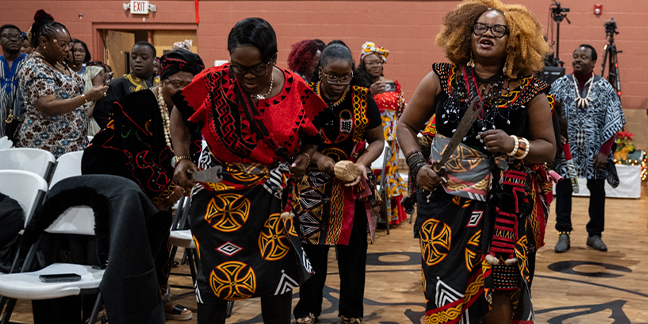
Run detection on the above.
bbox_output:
[4,0,648,141]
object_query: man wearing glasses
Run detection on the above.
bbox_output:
[0,24,27,139]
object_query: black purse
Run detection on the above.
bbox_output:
[4,108,22,142]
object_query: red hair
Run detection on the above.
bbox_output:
[287,40,324,75]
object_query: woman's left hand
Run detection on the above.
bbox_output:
[478,129,515,154]
[345,163,367,187]
[289,153,310,178]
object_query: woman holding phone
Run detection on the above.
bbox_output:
[357,41,408,224]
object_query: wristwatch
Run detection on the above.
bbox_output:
[171,155,191,168]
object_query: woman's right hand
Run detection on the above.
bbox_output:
[174,159,198,190]
[416,164,447,191]
[316,155,336,175]
[370,81,385,96]
[85,85,109,102]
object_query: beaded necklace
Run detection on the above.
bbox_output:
[316,81,349,108]
[441,67,518,137]
[156,88,174,153]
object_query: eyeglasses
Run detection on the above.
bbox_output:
[1,34,21,40]
[321,71,353,84]
[473,22,509,38]
[364,61,383,67]
[166,79,192,89]
[230,61,270,77]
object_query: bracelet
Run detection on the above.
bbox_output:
[518,138,530,159]
[81,94,88,104]
[406,151,425,166]
[173,155,191,168]
[300,152,311,165]
[410,161,427,181]
[507,135,519,156]
[514,137,527,158]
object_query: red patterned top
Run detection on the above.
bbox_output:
[175,64,327,164]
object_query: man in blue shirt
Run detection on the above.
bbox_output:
[0,24,27,138]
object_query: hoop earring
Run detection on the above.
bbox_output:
[467,52,475,68]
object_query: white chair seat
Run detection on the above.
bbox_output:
[169,230,195,249]
[0,263,103,300]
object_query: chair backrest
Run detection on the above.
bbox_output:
[50,151,84,188]
[370,142,391,171]
[45,206,95,236]
[0,170,48,226]
[47,152,94,235]
[0,148,57,183]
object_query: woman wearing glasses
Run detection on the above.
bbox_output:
[358,41,409,225]
[292,43,383,324]
[16,10,108,157]
[82,49,205,321]
[171,18,327,323]
[397,1,555,323]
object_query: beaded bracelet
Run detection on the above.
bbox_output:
[406,151,428,184]
[507,135,519,156]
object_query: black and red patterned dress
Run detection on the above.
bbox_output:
[417,63,555,324]
[172,64,327,304]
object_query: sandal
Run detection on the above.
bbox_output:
[164,303,193,321]
[296,313,316,324]
[339,316,362,324]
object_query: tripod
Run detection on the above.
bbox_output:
[601,17,622,103]
[550,1,570,67]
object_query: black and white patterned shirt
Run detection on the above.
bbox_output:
[550,74,625,180]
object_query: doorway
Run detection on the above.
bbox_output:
[102,29,197,77]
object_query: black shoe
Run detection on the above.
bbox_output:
[554,233,570,253]
[586,235,608,251]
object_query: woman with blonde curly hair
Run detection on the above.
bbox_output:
[397,0,556,323]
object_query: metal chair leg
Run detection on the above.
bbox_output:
[87,291,103,324]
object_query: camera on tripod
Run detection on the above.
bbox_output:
[551,1,570,16]
[605,17,619,38]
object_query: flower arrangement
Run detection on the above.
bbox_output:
[614,130,635,162]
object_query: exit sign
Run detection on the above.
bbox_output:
[130,1,149,14]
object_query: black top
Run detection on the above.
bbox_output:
[311,82,382,162]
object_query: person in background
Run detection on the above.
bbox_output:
[82,49,205,321]
[0,24,28,138]
[550,44,625,253]
[397,0,556,322]
[292,43,384,324]
[93,41,158,128]
[67,38,105,135]
[287,39,325,82]
[357,41,408,225]
[171,17,327,323]
[20,32,34,54]
[16,10,107,157]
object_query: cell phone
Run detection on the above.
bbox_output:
[384,81,397,92]
[39,273,82,283]
[103,72,114,86]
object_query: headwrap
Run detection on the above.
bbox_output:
[159,49,205,80]
[360,42,389,63]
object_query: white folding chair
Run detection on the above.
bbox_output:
[50,151,84,188]
[370,142,392,234]
[0,180,104,324]
[0,170,49,228]
[0,148,57,183]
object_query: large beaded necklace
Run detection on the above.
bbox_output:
[156,88,174,153]
[441,67,514,137]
